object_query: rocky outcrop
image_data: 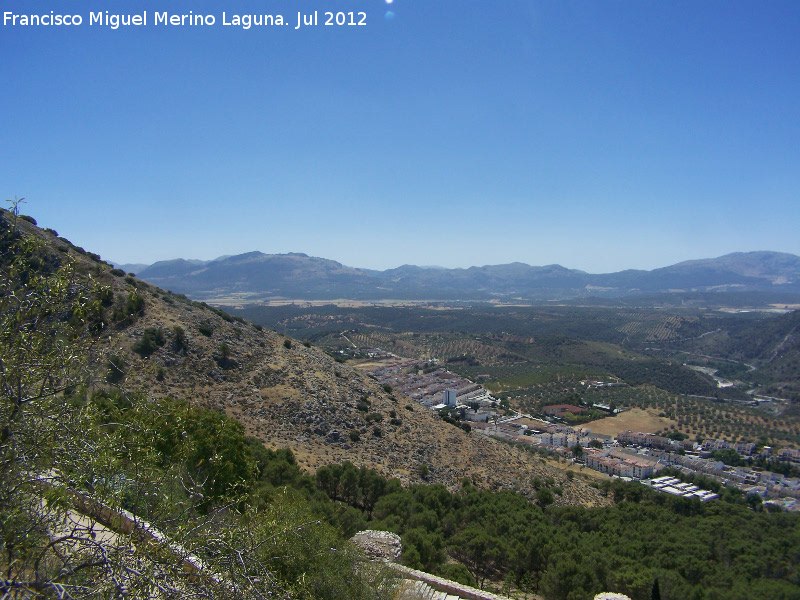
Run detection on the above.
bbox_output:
[351,530,402,563]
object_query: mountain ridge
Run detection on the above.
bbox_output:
[127,250,800,301]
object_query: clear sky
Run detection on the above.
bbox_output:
[3,0,799,273]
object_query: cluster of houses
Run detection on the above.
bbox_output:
[360,353,800,509]
[584,448,661,479]
[467,412,800,506]
[647,476,720,501]
[368,359,485,407]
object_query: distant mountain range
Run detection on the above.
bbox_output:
[122,251,800,301]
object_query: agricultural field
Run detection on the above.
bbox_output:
[230,303,800,448]
[583,408,677,437]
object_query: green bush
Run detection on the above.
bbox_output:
[133,327,166,357]
[437,563,476,587]
[216,342,235,369]
[172,325,188,353]
[106,354,126,383]
[124,291,144,316]
[536,487,554,508]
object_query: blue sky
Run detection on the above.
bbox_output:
[3,1,799,273]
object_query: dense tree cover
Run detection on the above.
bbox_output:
[602,358,721,397]
[299,460,800,600]
[231,305,648,345]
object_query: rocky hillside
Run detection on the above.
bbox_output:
[5,209,608,507]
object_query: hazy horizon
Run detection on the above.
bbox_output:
[110,247,800,277]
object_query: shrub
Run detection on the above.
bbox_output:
[536,487,554,508]
[97,286,114,307]
[172,326,188,353]
[198,323,213,337]
[283,339,292,349]
[365,412,383,423]
[106,354,125,383]
[390,418,402,427]
[437,564,476,588]
[382,384,392,393]
[19,214,36,225]
[133,327,166,357]
[110,268,125,277]
[216,343,236,369]
[372,426,382,437]
[125,292,144,316]
[349,430,360,442]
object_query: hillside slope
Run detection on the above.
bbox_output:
[5,209,606,507]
